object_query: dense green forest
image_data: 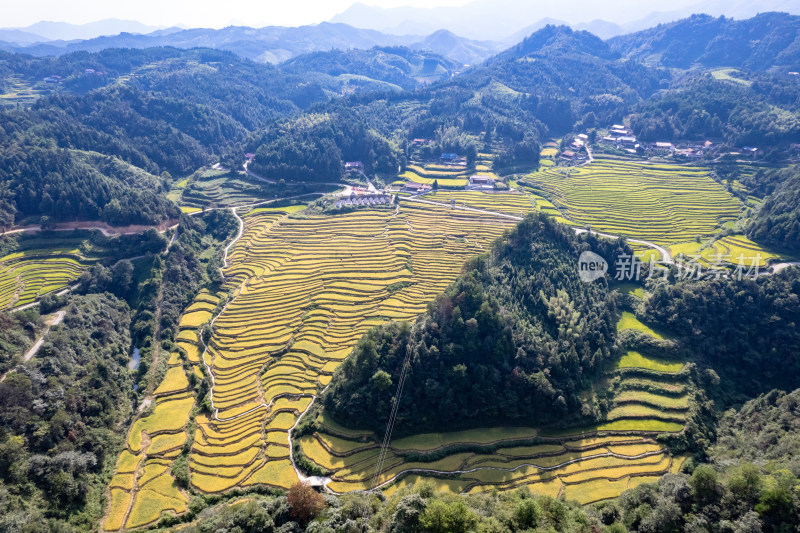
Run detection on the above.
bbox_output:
[629,74,800,149]
[0,308,43,377]
[746,165,800,250]
[0,294,134,530]
[642,270,800,404]
[324,213,631,435]
[609,12,800,70]
[281,47,459,91]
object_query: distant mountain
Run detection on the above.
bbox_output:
[574,20,625,40]
[504,19,571,46]
[445,25,665,133]
[4,19,166,41]
[330,0,800,41]
[0,22,502,66]
[410,30,504,66]
[0,29,47,45]
[491,24,619,64]
[0,23,411,63]
[608,12,800,70]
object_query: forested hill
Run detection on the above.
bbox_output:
[281,47,459,90]
[608,12,800,70]
[0,45,457,228]
[457,25,667,131]
[248,25,670,184]
[323,213,631,435]
[643,269,800,405]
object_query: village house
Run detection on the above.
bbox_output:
[560,150,576,160]
[608,125,633,138]
[650,142,675,155]
[675,148,702,159]
[440,153,467,166]
[467,174,495,190]
[742,146,761,158]
[403,182,433,194]
[345,161,364,172]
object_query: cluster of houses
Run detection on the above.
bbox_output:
[335,193,392,209]
[401,174,496,194]
[601,124,640,153]
[595,124,746,159]
[560,134,590,161]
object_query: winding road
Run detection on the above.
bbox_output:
[0,310,65,383]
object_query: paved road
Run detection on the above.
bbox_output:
[574,228,674,265]
[4,220,177,237]
[243,159,276,184]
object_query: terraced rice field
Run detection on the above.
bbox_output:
[0,249,94,309]
[105,201,520,528]
[670,234,780,269]
[424,190,536,216]
[300,309,689,503]
[191,202,518,488]
[104,286,230,530]
[400,165,469,188]
[521,158,741,244]
[179,170,268,208]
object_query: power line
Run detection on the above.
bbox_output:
[370,344,413,490]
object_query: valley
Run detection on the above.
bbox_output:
[1,7,800,533]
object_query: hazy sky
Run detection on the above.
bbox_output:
[4,0,472,28]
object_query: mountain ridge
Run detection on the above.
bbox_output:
[0,22,503,66]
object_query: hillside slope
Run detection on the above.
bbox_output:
[608,12,800,70]
[323,213,630,435]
